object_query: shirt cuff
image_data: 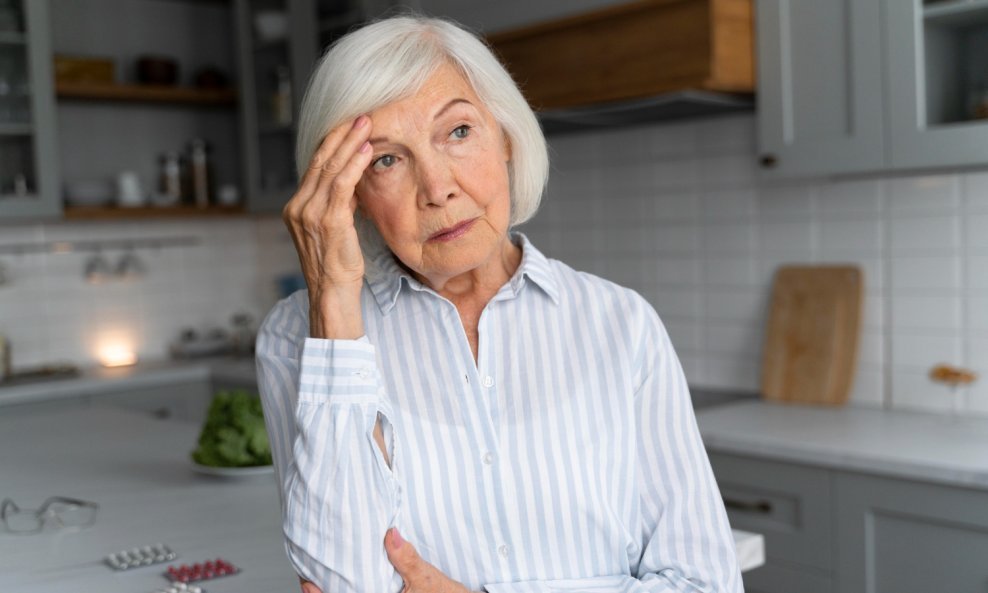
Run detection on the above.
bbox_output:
[298,336,380,403]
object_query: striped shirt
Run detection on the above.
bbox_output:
[256,232,743,593]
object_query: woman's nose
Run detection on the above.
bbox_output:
[416,154,457,207]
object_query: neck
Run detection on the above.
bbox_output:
[411,234,522,303]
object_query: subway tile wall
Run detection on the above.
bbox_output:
[1,113,985,418]
[519,114,988,417]
[0,217,298,369]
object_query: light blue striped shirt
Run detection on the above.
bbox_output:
[256,233,742,593]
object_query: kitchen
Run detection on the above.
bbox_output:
[1,0,987,592]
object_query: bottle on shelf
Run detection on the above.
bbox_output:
[188,138,212,208]
[272,65,292,126]
[157,151,182,205]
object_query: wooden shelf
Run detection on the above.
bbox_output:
[55,82,237,106]
[924,0,988,26]
[64,204,246,220]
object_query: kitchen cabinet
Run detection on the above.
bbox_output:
[233,0,379,214]
[758,0,988,178]
[709,452,835,593]
[834,471,988,593]
[0,0,61,220]
[885,0,988,170]
[755,0,885,178]
[94,380,214,423]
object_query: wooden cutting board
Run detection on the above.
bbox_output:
[761,265,863,406]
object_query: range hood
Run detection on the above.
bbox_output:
[485,0,755,133]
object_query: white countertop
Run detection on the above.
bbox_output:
[0,357,258,407]
[696,400,988,489]
[0,406,763,592]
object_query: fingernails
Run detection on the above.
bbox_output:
[354,115,368,129]
[390,527,404,549]
[359,141,371,153]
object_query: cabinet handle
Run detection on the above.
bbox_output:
[759,154,778,168]
[723,497,773,514]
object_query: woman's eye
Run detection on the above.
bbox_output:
[372,154,397,170]
[450,125,472,140]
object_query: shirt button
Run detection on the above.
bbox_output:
[482,375,494,388]
[498,544,509,558]
[482,451,494,465]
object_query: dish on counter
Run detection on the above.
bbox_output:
[191,461,273,478]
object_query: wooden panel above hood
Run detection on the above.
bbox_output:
[486,0,754,112]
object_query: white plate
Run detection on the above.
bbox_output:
[191,462,274,478]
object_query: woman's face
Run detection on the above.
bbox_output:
[355,62,513,289]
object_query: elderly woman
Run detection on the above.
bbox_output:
[256,14,742,593]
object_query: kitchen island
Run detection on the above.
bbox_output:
[0,405,764,592]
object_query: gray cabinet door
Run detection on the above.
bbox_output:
[835,471,988,593]
[884,0,988,170]
[755,0,885,178]
[0,0,61,220]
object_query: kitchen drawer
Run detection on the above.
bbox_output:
[708,452,833,572]
[743,559,833,593]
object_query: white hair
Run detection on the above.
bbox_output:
[295,14,548,256]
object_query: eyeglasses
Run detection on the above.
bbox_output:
[1,496,99,534]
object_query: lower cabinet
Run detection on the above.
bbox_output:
[708,452,835,592]
[709,451,988,593]
[94,380,213,423]
[834,472,988,593]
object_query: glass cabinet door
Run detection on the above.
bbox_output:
[0,0,60,219]
[885,0,988,169]
[235,0,300,214]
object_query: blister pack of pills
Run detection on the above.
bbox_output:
[165,558,239,583]
[152,582,204,593]
[105,543,177,571]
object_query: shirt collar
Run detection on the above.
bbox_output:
[364,231,560,315]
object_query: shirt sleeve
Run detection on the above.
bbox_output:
[483,300,743,593]
[255,295,404,593]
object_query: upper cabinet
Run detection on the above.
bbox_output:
[0,0,60,219]
[885,0,988,170]
[758,0,988,179]
[234,0,379,214]
[755,0,885,178]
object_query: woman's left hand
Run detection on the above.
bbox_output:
[386,528,478,593]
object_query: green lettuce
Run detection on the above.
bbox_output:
[191,390,272,467]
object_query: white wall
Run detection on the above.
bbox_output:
[520,114,988,417]
[0,217,297,367]
[3,112,986,419]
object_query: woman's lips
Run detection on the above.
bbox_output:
[428,218,477,242]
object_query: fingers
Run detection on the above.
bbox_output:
[311,116,374,214]
[299,578,323,593]
[284,115,372,224]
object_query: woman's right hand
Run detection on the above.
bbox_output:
[283,115,375,339]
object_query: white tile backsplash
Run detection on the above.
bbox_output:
[0,216,295,369]
[533,114,988,416]
[889,216,960,253]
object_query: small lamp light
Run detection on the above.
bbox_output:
[98,343,137,368]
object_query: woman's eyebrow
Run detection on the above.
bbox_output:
[368,98,474,145]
